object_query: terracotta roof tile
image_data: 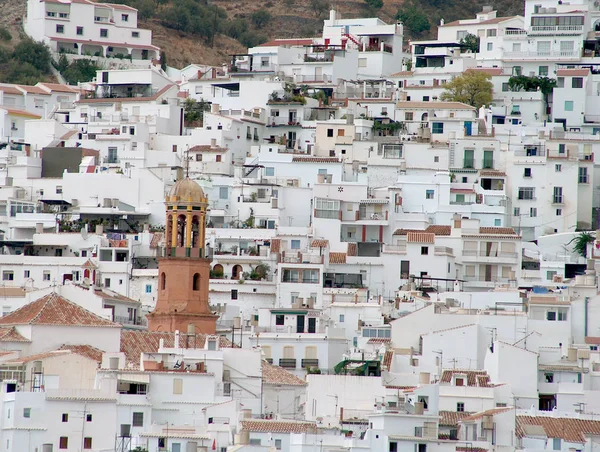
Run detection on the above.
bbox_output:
[292,157,340,163]
[188,145,227,153]
[479,227,517,235]
[0,84,22,95]
[396,101,475,110]
[329,252,347,264]
[450,188,475,194]
[0,107,42,119]
[310,239,329,248]
[0,293,119,328]
[440,410,475,427]
[383,350,393,370]
[470,68,504,76]
[347,242,357,256]
[17,85,49,95]
[241,419,317,433]
[440,369,491,387]
[407,231,435,243]
[120,330,232,368]
[367,338,391,344]
[37,82,79,93]
[479,170,506,177]
[58,344,104,364]
[150,232,163,249]
[4,350,70,364]
[456,448,488,452]
[259,38,314,47]
[516,415,600,442]
[261,360,307,386]
[462,407,513,422]
[394,225,451,236]
[0,327,30,343]
[556,69,590,77]
[390,71,414,77]
[585,336,600,345]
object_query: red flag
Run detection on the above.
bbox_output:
[212,439,216,450]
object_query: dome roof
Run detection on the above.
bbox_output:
[169,178,205,202]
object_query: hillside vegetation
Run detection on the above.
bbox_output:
[0,0,524,79]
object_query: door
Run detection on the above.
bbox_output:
[315,66,322,81]
[464,121,472,136]
[308,317,316,333]
[485,264,492,282]
[296,315,305,333]
[287,131,296,149]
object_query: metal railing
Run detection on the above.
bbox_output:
[279,358,297,368]
[114,315,147,326]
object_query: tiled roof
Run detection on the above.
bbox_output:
[0,84,22,95]
[456,448,488,452]
[367,338,391,344]
[259,38,314,47]
[58,344,104,364]
[0,293,119,328]
[516,415,600,443]
[188,145,227,153]
[37,82,79,93]
[528,296,570,306]
[480,170,506,177]
[585,337,600,345]
[394,225,452,236]
[462,407,513,421]
[450,188,475,194]
[3,350,70,364]
[469,68,504,76]
[150,232,163,249]
[261,360,307,386]
[0,107,42,119]
[428,323,476,335]
[270,239,281,253]
[406,231,435,244]
[439,411,475,427]
[292,157,340,163]
[440,369,491,387]
[310,239,329,248]
[93,288,139,304]
[390,71,415,77]
[0,327,30,343]
[556,69,590,77]
[120,330,232,368]
[441,16,518,26]
[329,252,347,264]
[17,85,49,95]
[478,227,517,235]
[383,350,393,370]
[396,101,475,110]
[241,419,317,434]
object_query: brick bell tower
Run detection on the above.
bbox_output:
[147,177,218,333]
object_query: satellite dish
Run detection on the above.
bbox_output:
[80,227,88,240]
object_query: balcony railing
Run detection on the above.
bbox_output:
[552,196,564,204]
[314,209,340,220]
[301,359,319,368]
[114,315,147,326]
[279,358,297,368]
[462,250,518,259]
[530,25,584,34]
[503,50,579,59]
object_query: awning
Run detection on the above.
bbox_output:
[359,199,389,205]
[40,199,72,206]
[119,373,150,384]
[211,82,240,91]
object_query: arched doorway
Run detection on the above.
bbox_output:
[232,265,243,280]
[212,264,224,279]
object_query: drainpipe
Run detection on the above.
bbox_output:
[585,297,589,338]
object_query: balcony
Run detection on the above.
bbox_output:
[434,246,454,256]
[529,25,584,35]
[462,250,519,261]
[355,211,388,221]
[301,359,319,368]
[503,50,580,60]
[279,358,297,368]
[114,315,147,327]
[552,196,564,205]
[314,209,341,220]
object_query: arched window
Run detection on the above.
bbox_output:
[160,272,166,290]
[193,273,200,291]
[232,264,243,280]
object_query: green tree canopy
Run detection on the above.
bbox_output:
[365,0,384,9]
[460,33,480,53]
[396,4,430,35]
[251,9,271,29]
[440,70,493,109]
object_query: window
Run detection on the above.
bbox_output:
[423,96,430,101]
[173,378,183,394]
[76,26,84,35]
[518,187,535,200]
[556,208,562,216]
[275,439,282,450]
[339,314,345,323]
[553,187,563,204]
[434,156,439,162]
[559,144,566,154]
[539,66,548,76]
[455,377,464,386]
[486,28,497,37]
[389,442,398,452]
[530,207,537,218]
[23,408,31,418]
[421,246,429,255]
[219,187,228,199]
[159,438,167,448]
[425,189,434,199]
[121,13,128,21]
[100,29,108,37]
[579,167,589,183]
[502,82,510,92]
[565,101,574,111]
[457,402,465,412]
[145,284,152,293]
[327,129,334,137]
[572,78,583,88]
[547,312,556,321]
[231,289,238,300]
[56,24,64,33]
[513,207,520,216]
[59,437,68,449]
[555,164,562,172]
[2,271,13,281]
[86,414,92,422]
[172,444,181,452]
[547,271,557,281]
[290,240,300,249]
[83,438,92,449]
[487,42,493,51]
[494,219,501,226]
[523,168,531,178]
[553,438,561,450]
[104,278,110,287]
[216,155,222,163]
[405,112,414,121]
[132,31,139,37]
[265,167,275,176]
[431,122,444,134]
[62,413,68,422]
[275,314,284,325]
[132,412,143,426]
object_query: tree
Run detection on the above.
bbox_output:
[396,4,430,35]
[61,59,99,85]
[251,9,271,29]
[460,33,479,53]
[160,50,167,71]
[183,98,211,125]
[310,0,328,18]
[364,0,383,9]
[440,70,493,109]
[508,75,556,111]
[569,231,595,258]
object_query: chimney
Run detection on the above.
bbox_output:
[453,214,462,229]
[174,330,180,348]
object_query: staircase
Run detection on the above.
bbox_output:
[343,33,362,50]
